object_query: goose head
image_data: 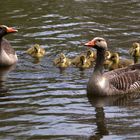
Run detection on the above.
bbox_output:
[0,25,18,38]
[85,37,108,51]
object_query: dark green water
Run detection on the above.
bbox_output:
[0,0,140,139]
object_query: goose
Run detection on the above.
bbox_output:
[107,52,133,70]
[129,42,140,63]
[105,50,112,60]
[103,50,113,69]
[26,44,46,58]
[85,37,140,96]
[86,49,96,62]
[71,50,95,66]
[0,25,18,66]
[53,53,71,68]
[71,54,83,66]
[75,55,91,69]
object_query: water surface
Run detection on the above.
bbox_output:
[0,0,140,139]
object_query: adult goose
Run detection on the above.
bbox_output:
[0,25,18,66]
[85,37,140,96]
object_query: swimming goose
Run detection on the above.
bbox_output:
[105,50,112,60]
[0,25,18,66]
[75,55,91,69]
[86,49,96,62]
[26,44,46,58]
[129,42,140,63]
[107,52,133,70]
[53,53,71,68]
[103,51,112,69]
[85,37,140,96]
[71,50,94,67]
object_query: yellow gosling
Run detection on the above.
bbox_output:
[105,50,112,60]
[86,49,96,63]
[26,44,46,58]
[129,42,140,63]
[104,51,112,69]
[75,55,91,69]
[108,52,133,70]
[53,53,71,68]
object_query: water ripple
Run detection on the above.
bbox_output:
[0,0,140,139]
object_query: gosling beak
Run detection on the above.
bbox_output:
[6,27,18,33]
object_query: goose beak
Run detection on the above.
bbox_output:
[84,40,95,47]
[6,27,18,33]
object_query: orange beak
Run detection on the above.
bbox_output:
[84,40,95,47]
[6,27,18,33]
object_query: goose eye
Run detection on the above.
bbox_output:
[98,40,101,42]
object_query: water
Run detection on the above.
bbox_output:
[0,0,140,139]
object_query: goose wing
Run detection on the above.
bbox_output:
[104,63,140,79]
[109,70,140,91]
[104,64,140,92]
[1,39,16,55]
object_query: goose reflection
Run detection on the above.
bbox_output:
[87,92,140,107]
[89,107,108,140]
[87,92,140,139]
[0,64,16,92]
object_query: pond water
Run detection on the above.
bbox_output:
[0,0,140,139]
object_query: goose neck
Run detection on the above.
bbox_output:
[94,49,106,74]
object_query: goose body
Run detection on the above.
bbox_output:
[53,53,71,68]
[0,25,18,66]
[85,37,140,96]
[26,44,46,58]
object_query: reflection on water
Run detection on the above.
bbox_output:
[0,65,16,93]
[0,0,140,139]
[88,107,109,140]
[87,93,140,107]
[87,93,140,140]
